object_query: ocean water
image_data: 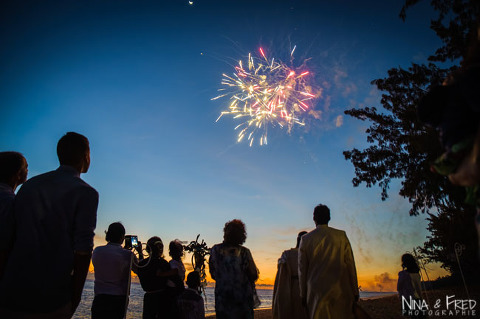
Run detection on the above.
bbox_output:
[73,280,272,318]
[73,280,394,318]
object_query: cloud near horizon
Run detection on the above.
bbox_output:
[374,272,397,292]
[360,272,397,292]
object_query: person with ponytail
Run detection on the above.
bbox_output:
[137,236,181,318]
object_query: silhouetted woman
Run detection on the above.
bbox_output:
[209,219,259,319]
[272,231,308,319]
[137,236,179,319]
[397,253,424,318]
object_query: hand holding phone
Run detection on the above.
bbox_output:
[124,235,138,249]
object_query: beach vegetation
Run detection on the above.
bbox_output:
[343,0,480,279]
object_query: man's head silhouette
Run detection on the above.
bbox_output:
[57,132,90,173]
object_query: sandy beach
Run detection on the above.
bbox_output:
[206,308,272,319]
[206,286,480,319]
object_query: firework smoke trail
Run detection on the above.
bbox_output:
[213,47,318,146]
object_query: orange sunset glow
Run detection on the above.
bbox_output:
[90,233,448,291]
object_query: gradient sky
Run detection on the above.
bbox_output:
[0,0,448,290]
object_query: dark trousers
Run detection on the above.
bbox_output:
[143,291,178,319]
[215,309,254,319]
[91,294,127,319]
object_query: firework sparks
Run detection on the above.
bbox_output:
[214,47,318,146]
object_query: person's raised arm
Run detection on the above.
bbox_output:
[131,242,144,274]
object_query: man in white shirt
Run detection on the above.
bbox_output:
[92,222,139,319]
[298,204,359,319]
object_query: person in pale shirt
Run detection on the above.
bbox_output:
[0,151,28,279]
[91,222,142,319]
[272,231,308,319]
[298,204,359,319]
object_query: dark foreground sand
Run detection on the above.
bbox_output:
[206,286,479,319]
[206,308,272,319]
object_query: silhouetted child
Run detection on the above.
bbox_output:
[169,239,186,284]
[177,271,205,319]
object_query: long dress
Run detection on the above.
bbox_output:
[272,248,308,319]
[209,243,258,319]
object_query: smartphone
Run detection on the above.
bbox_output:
[124,235,138,249]
[131,235,138,248]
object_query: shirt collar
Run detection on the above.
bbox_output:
[316,224,328,229]
[0,182,14,195]
[107,242,122,247]
[57,165,81,178]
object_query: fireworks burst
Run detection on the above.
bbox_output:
[213,47,318,146]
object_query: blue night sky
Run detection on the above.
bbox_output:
[0,0,447,289]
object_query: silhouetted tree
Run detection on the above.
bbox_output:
[344,0,480,277]
[400,0,480,63]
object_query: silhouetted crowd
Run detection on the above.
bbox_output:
[0,132,454,319]
[0,133,208,319]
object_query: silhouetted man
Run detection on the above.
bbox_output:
[0,151,28,279]
[0,132,98,318]
[298,204,359,319]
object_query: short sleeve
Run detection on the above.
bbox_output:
[243,247,259,282]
